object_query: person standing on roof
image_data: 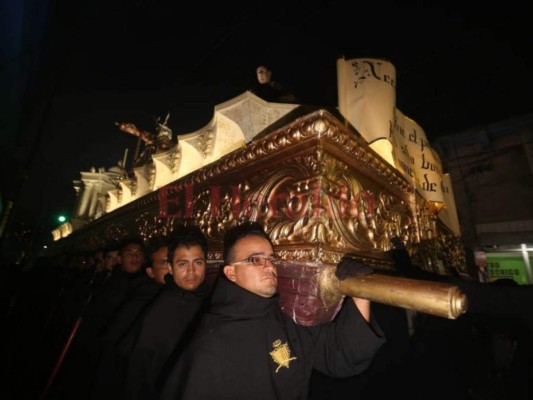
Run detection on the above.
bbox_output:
[251,64,297,103]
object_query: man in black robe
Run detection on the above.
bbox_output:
[159,222,385,400]
[120,226,211,400]
[48,236,147,399]
[89,237,171,399]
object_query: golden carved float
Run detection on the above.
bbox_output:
[51,58,469,323]
[52,104,467,324]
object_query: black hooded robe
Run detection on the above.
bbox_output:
[159,277,385,400]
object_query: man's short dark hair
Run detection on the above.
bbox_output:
[168,225,208,262]
[118,235,145,254]
[223,221,272,264]
[102,243,120,256]
[146,236,171,256]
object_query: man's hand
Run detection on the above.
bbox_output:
[335,256,373,321]
[335,256,374,281]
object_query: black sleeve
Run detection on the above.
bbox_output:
[310,298,386,378]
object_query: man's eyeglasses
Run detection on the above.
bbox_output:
[231,256,280,267]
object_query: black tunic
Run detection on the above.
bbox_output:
[121,275,210,400]
[251,81,296,103]
[49,270,148,399]
[90,274,163,399]
[159,277,385,400]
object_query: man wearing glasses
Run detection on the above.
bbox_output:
[160,222,385,399]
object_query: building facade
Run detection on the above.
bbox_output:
[433,113,533,283]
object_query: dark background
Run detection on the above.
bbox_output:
[1,1,532,260]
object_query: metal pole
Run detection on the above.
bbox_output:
[336,273,468,320]
[38,317,83,400]
[520,243,533,284]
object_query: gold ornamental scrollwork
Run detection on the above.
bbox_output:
[136,211,176,242]
[172,147,415,265]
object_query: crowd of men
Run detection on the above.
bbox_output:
[2,222,532,399]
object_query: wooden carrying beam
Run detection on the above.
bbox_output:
[277,260,467,324]
[337,274,468,319]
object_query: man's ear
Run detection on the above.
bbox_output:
[167,262,173,275]
[223,264,236,282]
[146,267,155,279]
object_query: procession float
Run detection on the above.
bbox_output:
[50,57,468,325]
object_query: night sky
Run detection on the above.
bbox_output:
[1,1,532,248]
